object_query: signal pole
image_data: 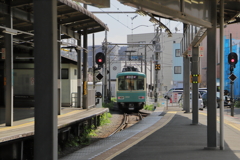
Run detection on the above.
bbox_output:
[230,34,234,117]
[228,37,238,116]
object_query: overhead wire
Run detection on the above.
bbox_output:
[97,8,132,30]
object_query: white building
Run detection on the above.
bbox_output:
[126,32,183,94]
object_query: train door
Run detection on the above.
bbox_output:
[0,69,4,106]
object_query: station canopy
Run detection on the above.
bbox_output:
[0,0,109,50]
[118,0,240,28]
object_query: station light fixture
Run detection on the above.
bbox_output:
[149,16,172,37]
[3,28,18,35]
[149,17,158,24]
[135,9,147,16]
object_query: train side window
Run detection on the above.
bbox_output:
[138,80,144,90]
[119,80,125,90]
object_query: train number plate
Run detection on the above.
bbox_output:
[129,107,134,110]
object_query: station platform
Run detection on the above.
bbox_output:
[0,107,109,143]
[60,106,240,160]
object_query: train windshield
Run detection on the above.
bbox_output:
[118,75,144,90]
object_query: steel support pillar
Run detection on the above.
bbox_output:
[206,0,217,149]
[192,46,199,124]
[77,33,82,108]
[219,0,225,150]
[82,29,88,109]
[145,45,147,75]
[57,24,62,115]
[34,0,58,159]
[92,34,95,89]
[4,1,13,126]
[183,56,190,113]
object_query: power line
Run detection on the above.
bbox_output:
[97,8,131,30]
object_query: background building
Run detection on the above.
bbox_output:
[172,43,183,88]
[126,32,183,95]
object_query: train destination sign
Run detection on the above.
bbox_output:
[125,75,138,79]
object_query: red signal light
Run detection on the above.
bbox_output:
[98,58,102,63]
[231,59,235,63]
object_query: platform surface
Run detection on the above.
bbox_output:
[60,106,240,160]
[0,107,109,143]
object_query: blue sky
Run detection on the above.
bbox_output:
[86,0,183,45]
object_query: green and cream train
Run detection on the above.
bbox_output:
[116,67,146,112]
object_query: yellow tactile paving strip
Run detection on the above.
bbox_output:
[0,110,84,132]
[200,112,240,132]
[0,108,108,143]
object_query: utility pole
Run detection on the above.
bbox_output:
[108,46,111,101]
[104,29,108,103]
[150,55,153,98]
[154,27,160,108]
[141,52,143,72]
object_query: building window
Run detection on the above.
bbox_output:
[175,49,180,57]
[74,69,77,75]
[174,66,181,74]
[61,69,69,79]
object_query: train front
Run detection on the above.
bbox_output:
[116,72,146,112]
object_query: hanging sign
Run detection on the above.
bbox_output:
[199,46,204,57]
[1,48,5,59]
[187,46,192,57]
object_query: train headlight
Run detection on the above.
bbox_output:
[138,96,145,99]
[118,96,124,100]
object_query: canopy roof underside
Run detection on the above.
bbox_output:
[0,0,109,50]
[118,0,240,28]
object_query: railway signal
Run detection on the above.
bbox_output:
[95,52,105,68]
[155,64,161,70]
[228,52,238,71]
[96,73,103,80]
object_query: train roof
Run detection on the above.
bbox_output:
[116,72,146,78]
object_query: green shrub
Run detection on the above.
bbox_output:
[234,100,240,108]
[111,97,117,102]
[144,104,154,111]
[102,101,114,110]
[100,112,111,126]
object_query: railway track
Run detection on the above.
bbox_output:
[109,112,147,136]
